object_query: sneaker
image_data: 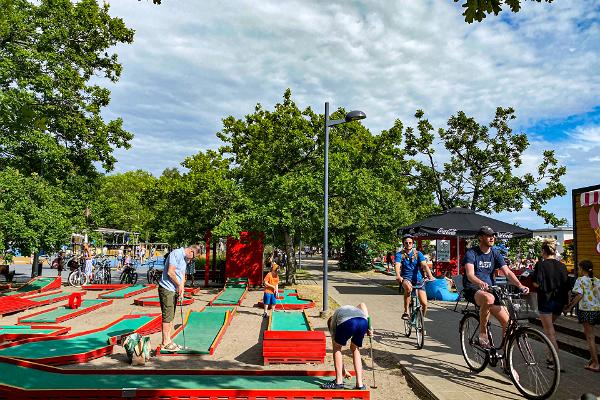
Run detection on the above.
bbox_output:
[355,384,367,390]
[401,313,409,320]
[321,380,345,390]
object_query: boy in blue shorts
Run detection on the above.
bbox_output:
[262,262,279,318]
[321,303,373,390]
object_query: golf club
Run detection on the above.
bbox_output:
[275,289,287,313]
[178,293,188,350]
[369,335,377,389]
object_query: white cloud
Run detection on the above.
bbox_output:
[96,1,600,227]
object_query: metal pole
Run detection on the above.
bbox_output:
[322,101,330,317]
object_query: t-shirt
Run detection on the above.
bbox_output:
[462,246,506,291]
[395,250,426,282]
[264,272,279,294]
[159,247,187,293]
[330,305,367,338]
[572,276,600,311]
[532,259,569,306]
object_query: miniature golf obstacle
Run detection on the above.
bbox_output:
[17,299,113,324]
[97,284,155,299]
[0,277,61,298]
[0,325,71,342]
[184,286,201,296]
[258,289,315,310]
[134,294,194,307]
[158,306,236,356]
[0,314,161,365]
[0,291,86,317]
[263,310,326,365]
[0,356,369,400]
[68,292,83,309]
[208,278,248,306]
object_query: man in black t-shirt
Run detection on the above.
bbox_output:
[463,226,529,347]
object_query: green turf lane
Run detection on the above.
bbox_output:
[0,326,57,335]
[0,315,155,359]
[1,278,56,296]
[28,292,66,303]
[18,300,109,323]
[211,287,245,305]
[100,285,148,298]
[0,361,330,390]
[165,307,234,354]
[278,290,312,306]
[270,311,310,331]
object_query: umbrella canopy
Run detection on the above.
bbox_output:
[398,207,532,239]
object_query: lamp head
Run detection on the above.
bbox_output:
[345,110,366,122]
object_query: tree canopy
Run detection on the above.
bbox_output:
[456,0,554,23]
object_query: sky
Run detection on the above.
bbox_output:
[101,0,600,229]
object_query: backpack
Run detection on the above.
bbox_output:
[123,333,151,366]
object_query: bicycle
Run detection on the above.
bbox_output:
[459,286,559,400]
[120,263,138,284]
[402,280,429,349]
[146,259,162,285]
[67,256,88,287]
[91,257,112,284]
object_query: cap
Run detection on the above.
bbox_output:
[477,226,496,237]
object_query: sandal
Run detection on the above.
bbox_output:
[584,365,600,372]
[355,384,367,390]
[401,313,409,320]
[320,380,345,389]
[162,342,181,352]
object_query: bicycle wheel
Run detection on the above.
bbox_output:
[415,308,424,349]
[404,315,412,337]
[120,271,130,284]
[104,269,111,284]
[131,272,138,285]
[146,269,153,284]
[459,313,489,372]
[507,327,559,400]
[68,270,88,287]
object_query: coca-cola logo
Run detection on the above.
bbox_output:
[437,228,457,235]
[496,232,513,239]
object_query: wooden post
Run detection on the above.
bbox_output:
[204,231,211,288]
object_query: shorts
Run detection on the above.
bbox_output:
[158,285,177,323]
[84,259,93,276]
[538,299,565,315]
[263,292,277,305]
[577,310,600,325]
[334,317,369,347]
[463,288,501,306]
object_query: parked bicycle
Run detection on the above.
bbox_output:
[459,285,559,400]
[91,256,112,284]
[402,280,429,349]
[67,256,88,287]
[146,259,162,285]
[120,262,138,285]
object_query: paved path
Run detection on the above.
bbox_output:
[301,258,600,400]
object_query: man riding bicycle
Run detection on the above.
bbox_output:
[463,226,529,347]
[395,234,434,319]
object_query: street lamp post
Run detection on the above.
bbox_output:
[321,102,366,317]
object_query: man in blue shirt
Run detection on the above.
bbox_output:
[158,244,199,351]
[395,234,434,320]
[463,226,528,347]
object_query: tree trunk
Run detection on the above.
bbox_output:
[284,230,296,284]
[31,252,40,278]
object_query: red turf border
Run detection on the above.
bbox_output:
[156,306,236,356]
[16,299,113,324]
[257,289,316,310]
[134,295,193,307]
[9,276,62,298]
[25,290,87,306]
[81,284,128,291]
[0,314,161,365]
[263,310,326,365]
[0,356,369,400]
[0,325,71,342]
[184,287,201,295]
[98,284,155,299]
[208,285,248,306]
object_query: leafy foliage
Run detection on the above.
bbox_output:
[403,107,566,226]
[456,0,554,23]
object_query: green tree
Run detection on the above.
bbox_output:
[402,107,566,226]
[91,171,157,241]
[456,0,554,23]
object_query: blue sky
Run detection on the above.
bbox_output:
[101,0,600,229]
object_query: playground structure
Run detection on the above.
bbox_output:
[573,184,600,277]
[0,314,161,365]
[208,278,248,306]
[263,310,326,365]
[158,306,236,356]
[257,289,315,310]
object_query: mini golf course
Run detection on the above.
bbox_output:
[258,289,315,310]
[0,277,61,298]
[263,310,325,365]
[209,279,248,306]
[134,295,194,307]
[17,299,113,324]
[0,314,161,365]
[0,290,86,317]
[158,306,236,356]
[0,356,369,400]
[98,284,155,299]
[372,262,394,276]
[0,325,71,342]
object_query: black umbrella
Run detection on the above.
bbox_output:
[397,207,532,239]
